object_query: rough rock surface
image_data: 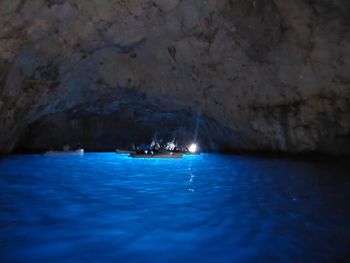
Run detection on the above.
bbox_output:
[0,0,350,154]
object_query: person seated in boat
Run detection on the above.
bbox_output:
[136,144,151,154]
[151,140,161,153]
[150,140,156,151]
[165,140,177,151]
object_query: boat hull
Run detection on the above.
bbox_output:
[129,152,183,159]
[116,149,136,154]
[44,149,84,156]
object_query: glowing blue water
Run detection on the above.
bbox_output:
[1,153,350,262]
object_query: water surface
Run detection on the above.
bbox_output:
[1,153,350,262]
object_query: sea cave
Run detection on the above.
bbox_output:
[1,0,350,262]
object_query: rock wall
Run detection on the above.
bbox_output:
[0,0,350,154]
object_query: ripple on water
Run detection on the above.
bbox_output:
[1,153,350,262]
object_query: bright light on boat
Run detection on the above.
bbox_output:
[188,143,198,153]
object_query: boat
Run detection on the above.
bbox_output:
[129,152,183,159]
[44,149,84,156]
[123,142,199,158]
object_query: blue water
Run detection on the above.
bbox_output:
[1,153,350,262]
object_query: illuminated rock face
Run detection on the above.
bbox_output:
[0,0,350,154]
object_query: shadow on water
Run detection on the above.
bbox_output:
[0,153,350,262]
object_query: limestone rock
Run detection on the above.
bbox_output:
[0,0,349,155]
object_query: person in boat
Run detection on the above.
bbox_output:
[135,143,151,154]
[164,138,177,151]
[150,140,156,149]
[150,140,161,153]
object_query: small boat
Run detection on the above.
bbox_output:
[129,152,183,159]
[44,149,84,156]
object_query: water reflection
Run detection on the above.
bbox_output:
[187,169,195,192]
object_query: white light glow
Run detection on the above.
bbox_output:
[188,143,198,153]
